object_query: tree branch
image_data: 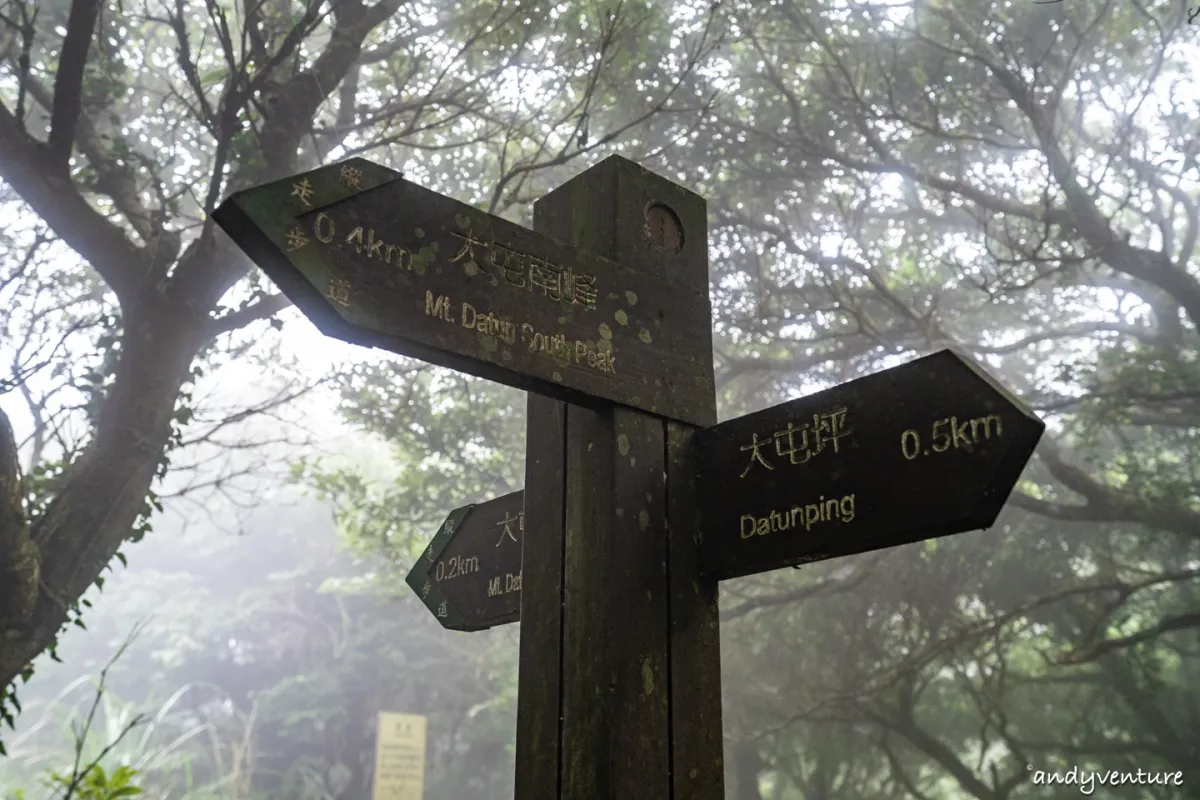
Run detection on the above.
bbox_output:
[932,0,1200,332]
[1013,438,1200,538]
[0,404,39,632]
[721,562,875,621]
[868,698,1006,800]
[11,68,172,258]
[47,0,101,173]
[1059,612,1200,665]
[205,292,293,338]
[0,102,148,303]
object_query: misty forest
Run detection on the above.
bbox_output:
[0,0,1198,797]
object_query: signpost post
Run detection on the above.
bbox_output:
[513,160,724,800]
[405,491,524,631]
[215,156,1044,800]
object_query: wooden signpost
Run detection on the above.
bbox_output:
[215,155,1044,800]
[212,159,716,427]
[405,491,524,631]
[695,350,1045,580]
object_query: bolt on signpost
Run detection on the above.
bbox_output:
[215,156,1043,800]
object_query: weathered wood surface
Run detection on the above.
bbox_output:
[514,156,724,800]
[405,490,524,632]
[212,158,716,427]
[695,349,1046,580]
[514,393,566,799]
[561,405,670,798]
[666,422,724,800]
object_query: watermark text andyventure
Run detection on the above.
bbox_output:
[1028,765,1183,795]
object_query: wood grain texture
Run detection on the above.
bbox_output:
[404,490,524,632]
[513,155,722,800]
[695,349,1045,579]
[667,421,725,800]
[215,158,716,426]
[514,393,566,799]
[560,405,669,799]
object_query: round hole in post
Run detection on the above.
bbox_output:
[643,202,684,255]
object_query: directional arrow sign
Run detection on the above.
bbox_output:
[405,491,524,632]
[695,350,1045,580]
[212,158,716,427]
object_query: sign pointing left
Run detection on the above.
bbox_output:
[405,491,524,632]
[212,158,716,427]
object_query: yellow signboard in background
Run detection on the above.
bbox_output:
[372,712,427,800]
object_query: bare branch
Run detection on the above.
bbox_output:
[1060,612,1200,665]
[47,0,101,172]
[205,292,293,338]
[0,103,148,303]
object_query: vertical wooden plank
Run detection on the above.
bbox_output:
[561,406,669,799]
[516,155,721,800]
[667,421,725,799]
[515,393,566,799]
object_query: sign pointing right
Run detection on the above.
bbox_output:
[695,350,1045,580]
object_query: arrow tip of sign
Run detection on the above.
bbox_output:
[936,348,1042,422]
[336,156,404,185]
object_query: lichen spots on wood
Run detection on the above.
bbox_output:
[411,243,438,275]
[639,509,650,530]
[641,658,655,696]
[614,309,629,326]
[625,290,638,305]
[638,328,652,344]
[618,434,631,456]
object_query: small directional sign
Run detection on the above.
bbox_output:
[696,350,1045,580]
[405,490,524,632]
[212,159,716,427]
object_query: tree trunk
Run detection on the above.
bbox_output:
[0,297,204,688]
